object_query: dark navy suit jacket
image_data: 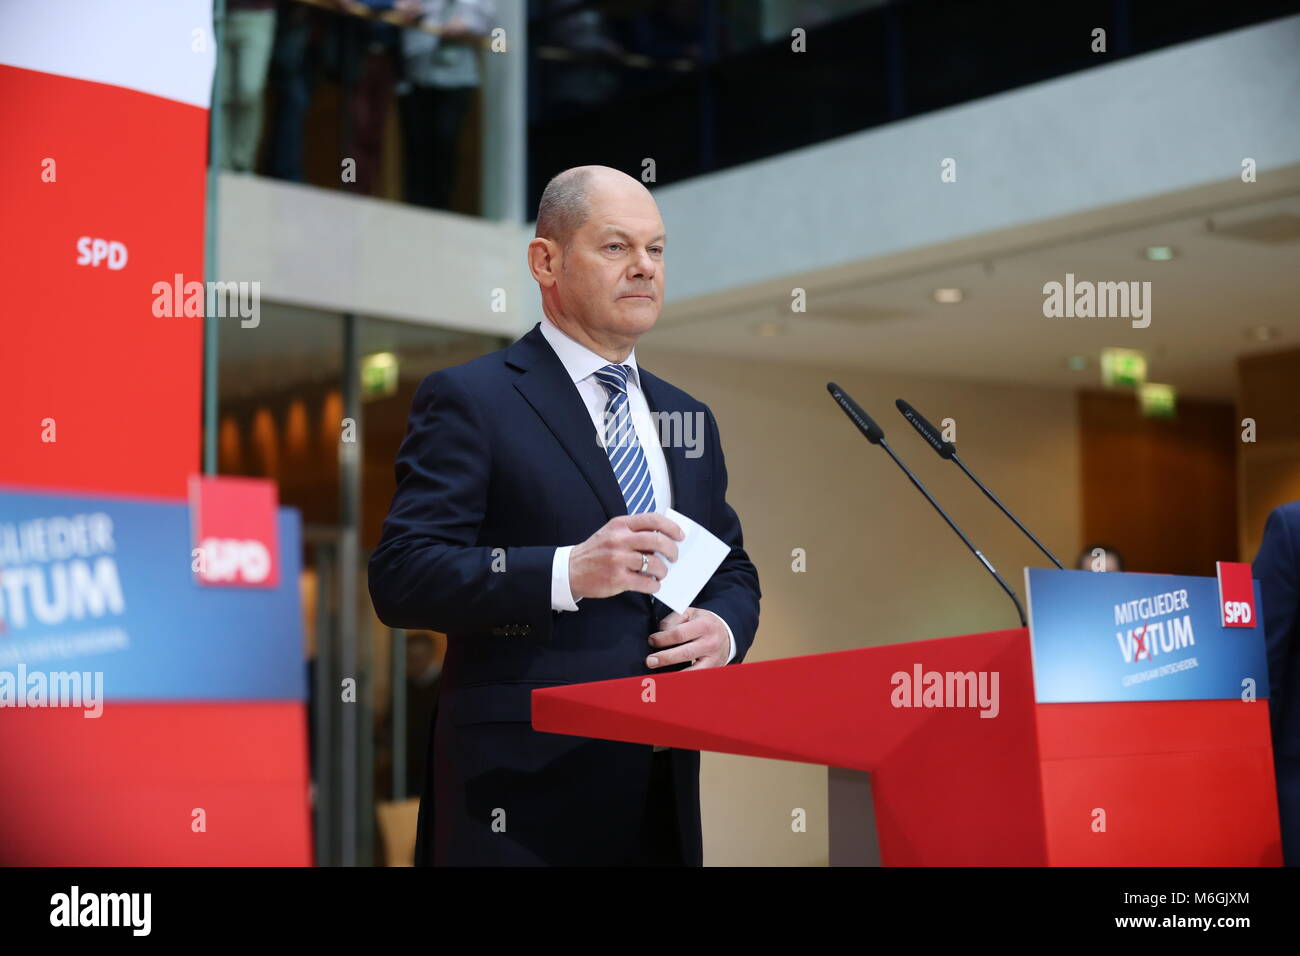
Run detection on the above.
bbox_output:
[1255,501,1300,758]
[368,322,762,865]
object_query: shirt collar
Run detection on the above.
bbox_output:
[538,316,641,390]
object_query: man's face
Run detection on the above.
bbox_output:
[556,183,665,346]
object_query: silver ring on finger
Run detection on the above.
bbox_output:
[640,552,649,574]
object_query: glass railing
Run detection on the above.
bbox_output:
[526,0,1300,212]
[216,0,494,215]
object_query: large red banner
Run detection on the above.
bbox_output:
[0,3,313,866]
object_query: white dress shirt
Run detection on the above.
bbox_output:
[539,316,737,670]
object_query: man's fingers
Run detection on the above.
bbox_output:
[627,552,669,580]
[656,610,686,631]
[621,512,684,542]
[621,568,661,594]
[646,637,707,668]
[624,530,678,564]
[649,618,703,648]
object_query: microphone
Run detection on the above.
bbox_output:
[827,383,1026,627]
[894,399,1063,570]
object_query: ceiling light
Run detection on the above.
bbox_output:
[1144,246,1175,261]
[1246,325,1279,342]
[932,288,964,304]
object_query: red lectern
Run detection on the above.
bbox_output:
[532,627,1282,865]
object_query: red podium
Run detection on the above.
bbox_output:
[532,627,1282,865]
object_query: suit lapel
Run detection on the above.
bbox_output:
[507,324,704,523]
[508,325,628,522]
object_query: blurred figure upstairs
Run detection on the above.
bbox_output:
[333,0,424,196]
[221,0,278,171]
[398,0,495,210]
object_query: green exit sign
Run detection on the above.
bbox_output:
[1101,347,1147,388]
[361,352,398,400]
[1140,382,1177,419]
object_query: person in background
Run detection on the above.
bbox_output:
[1253,500,1300,865]
[401,631,444,798]
[265,0,324,182]
[540,0,623,113]
[221,0,278,171]
[1076,544,1124,572]
[335,0,423,196]
[397,0,495,210]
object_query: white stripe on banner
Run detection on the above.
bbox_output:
[0,0,215,108]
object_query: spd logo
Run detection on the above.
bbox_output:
[1216,561,1256,630]
[196,538,272,584]
[76,237,128,270]
[189,476,280,588]
[1224,601,1253,625]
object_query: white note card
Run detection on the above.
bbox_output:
[652,507,730,614]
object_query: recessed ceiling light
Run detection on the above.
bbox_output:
[932,288,964,304]
[1066,355,1089,372]
[1144,246,1175,261]
[1246,325,1279,342]
[754,322,785,337]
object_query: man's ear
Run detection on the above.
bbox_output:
[527,237,559,288]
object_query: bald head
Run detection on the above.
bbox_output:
[527,165,666,361]
[535,165,652,252]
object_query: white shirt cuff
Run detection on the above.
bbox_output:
[551,545,580,612]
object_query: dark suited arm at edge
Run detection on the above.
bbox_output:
[1255,506,1298,751]
[691,407,761,664]
[368,369,557,639]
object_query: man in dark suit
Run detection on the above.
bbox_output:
[368,165,761,866]
[1254,500,1300,866]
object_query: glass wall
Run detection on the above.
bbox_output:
[525,0,1299,211]
[217,301,506,865]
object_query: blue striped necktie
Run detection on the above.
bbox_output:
[593,363,657,515]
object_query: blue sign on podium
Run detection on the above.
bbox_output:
[0,487,304,701]
[1025,568,1269,704]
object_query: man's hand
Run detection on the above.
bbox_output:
[568,513,683,600]
[648,607,729,671]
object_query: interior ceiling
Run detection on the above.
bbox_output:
[650,187,1300,402]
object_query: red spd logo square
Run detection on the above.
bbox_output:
[189,475,279,588]
[1216,561,1255,628]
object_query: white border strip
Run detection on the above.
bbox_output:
[0,0,215,109]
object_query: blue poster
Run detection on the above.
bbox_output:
[0,488,304,701]
[1025,568,1269,704]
